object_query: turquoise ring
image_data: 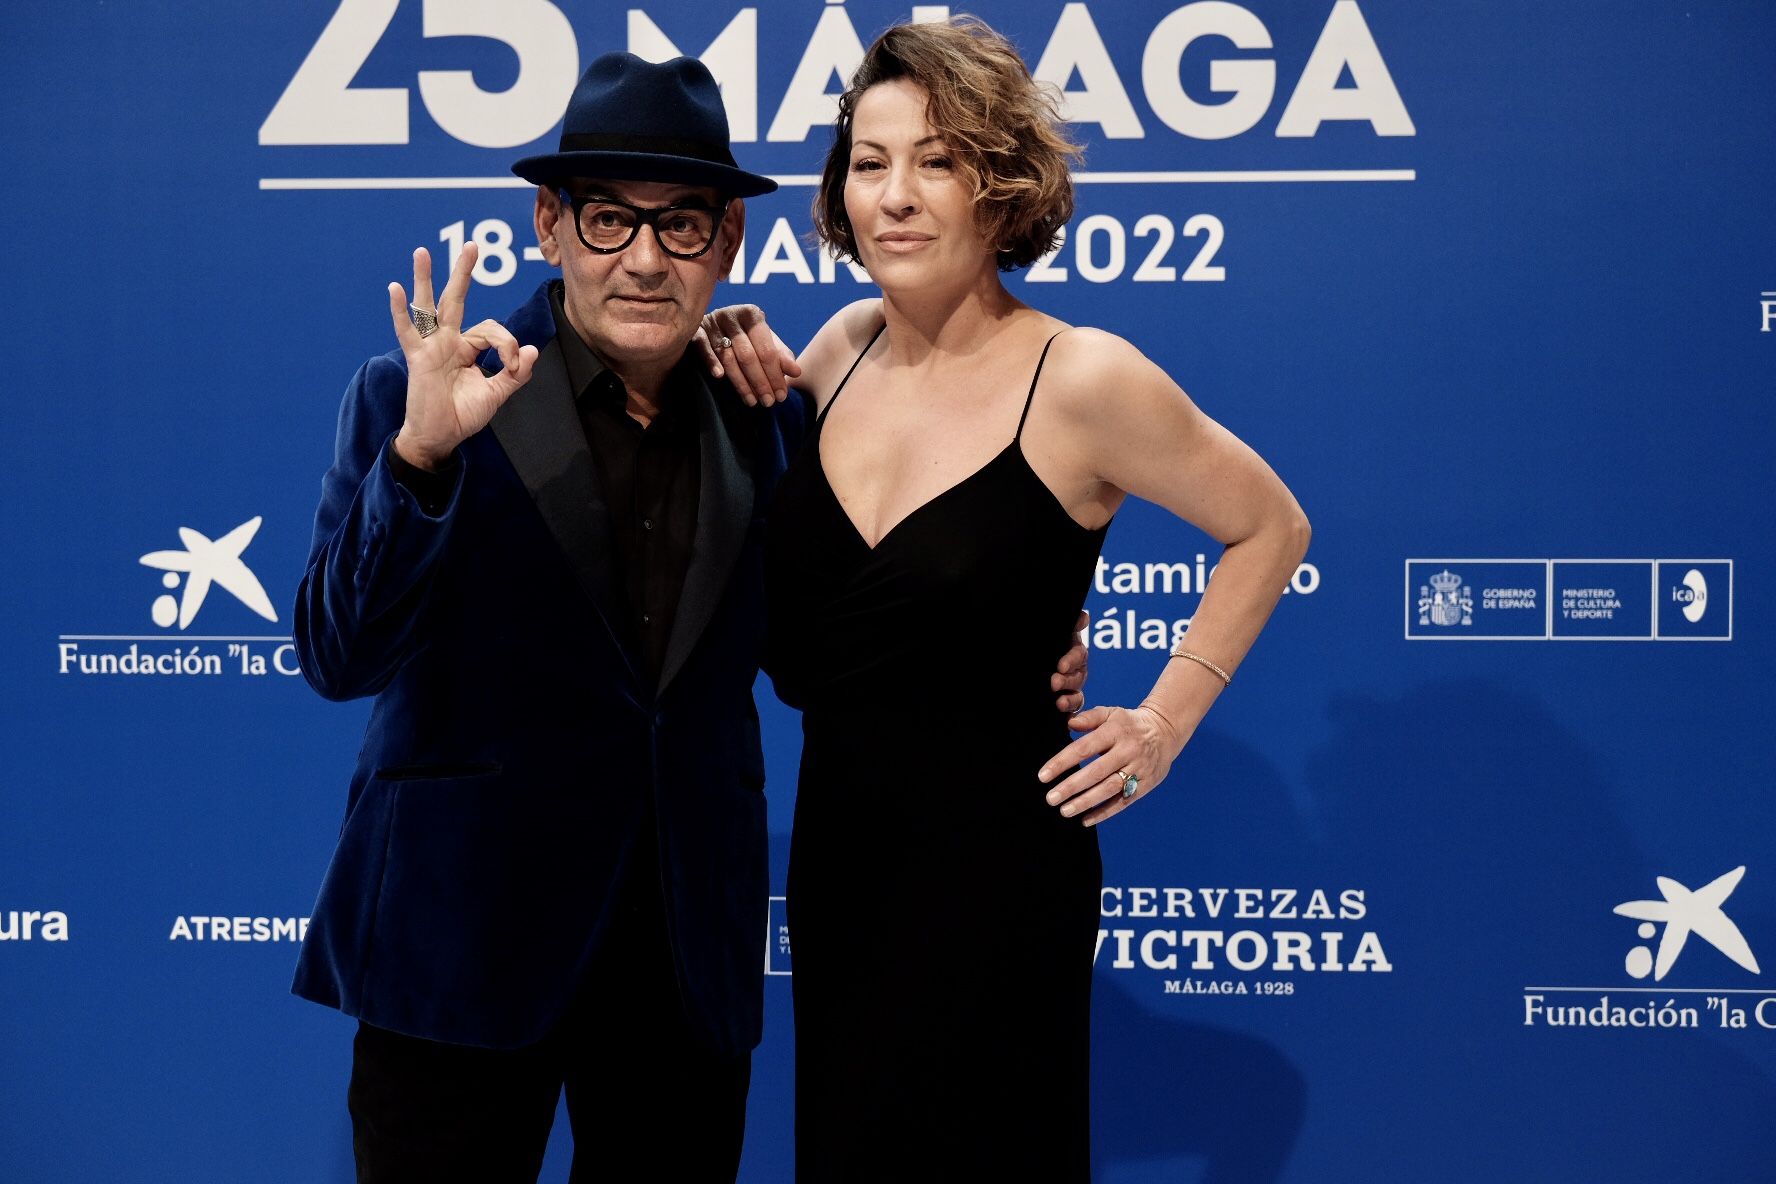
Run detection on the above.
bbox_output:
[1118,770,1139,800]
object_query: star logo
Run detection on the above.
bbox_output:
[1613,866,1761,982]
[138,517,279,630]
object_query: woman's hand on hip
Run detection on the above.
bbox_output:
[1036,703,1183,827]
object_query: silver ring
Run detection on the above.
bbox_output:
[410,304,439,338]
[1118,769,1139,800]
[717,335,733,351]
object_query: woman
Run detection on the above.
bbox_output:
[710,18,1309,1179]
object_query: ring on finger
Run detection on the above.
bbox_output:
[410,304,439,338]
[717,335,733,351]
[1118,769,1139,800]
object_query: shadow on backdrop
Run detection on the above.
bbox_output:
[1091,725,1311,1183]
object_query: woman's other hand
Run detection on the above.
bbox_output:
[1050,610,1089,714]
[695,304,802,406]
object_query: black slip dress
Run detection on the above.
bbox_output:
[766,326,1111,1181]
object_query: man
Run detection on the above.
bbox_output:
[293,52,1086,1181]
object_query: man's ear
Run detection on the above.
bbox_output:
[716,199,747,274]
[534,185,564,267]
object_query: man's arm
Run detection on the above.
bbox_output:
[293,244,535,700]
[292,354,464,701]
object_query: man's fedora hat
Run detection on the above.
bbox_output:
[513,52,776,198]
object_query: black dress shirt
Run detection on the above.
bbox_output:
[550,285,701,690]
[387,283,701,691]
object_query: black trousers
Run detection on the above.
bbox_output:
[347,826,751,1183]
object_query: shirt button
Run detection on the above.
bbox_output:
[642,518,655,531]
[641,613,652,626]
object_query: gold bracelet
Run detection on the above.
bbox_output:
[1168,644,1231,686]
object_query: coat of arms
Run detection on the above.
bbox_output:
[1418,569,1472,627]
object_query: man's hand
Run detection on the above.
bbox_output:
[1051,610,1089,714]
[388,244,538,471]
[694,303,801,407]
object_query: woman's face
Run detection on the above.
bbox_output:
[844,79,994,290]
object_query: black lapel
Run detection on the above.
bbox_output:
[658,377,753,694]
[489,338,640,684]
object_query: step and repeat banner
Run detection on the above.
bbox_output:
[4,1,1773,1180]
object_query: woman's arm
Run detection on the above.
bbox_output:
[698,298,883,410]
[1034,328,1311,826]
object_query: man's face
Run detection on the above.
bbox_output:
[535,177,745,370]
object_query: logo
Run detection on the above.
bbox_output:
[1406,559,1547,638]
[1095,884,1391,998]
[138,516,278,630]
[1654,559,1732,640]
[1087,553,1321,651]
[0,910,70,941]
[1524,861,1771,1033]
[1613,866,1759,982]
[1675,568,1708,623]
[1551,560,1651,639]
[263,2,1415,151]
[1412,558,1731,641]
[1417,569,1471,627]
[765,896,792,976]
[57,512,301,679]
[168,915,309,942]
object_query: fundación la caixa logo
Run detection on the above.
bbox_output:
[1405,559,1732,641]
[138,517,278,630]
[1525,865,1770,1034]
[1613,867,1759,984]
[56,515,302,679]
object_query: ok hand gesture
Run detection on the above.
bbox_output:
[388,244,538,470]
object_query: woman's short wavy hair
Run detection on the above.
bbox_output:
[813,16,1081,272]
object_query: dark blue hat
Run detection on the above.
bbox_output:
[512,53,776,198]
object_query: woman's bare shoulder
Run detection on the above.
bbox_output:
[796,298,886,406]
[1037,325,1168,412]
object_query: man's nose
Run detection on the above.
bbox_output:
[621,223,670,277]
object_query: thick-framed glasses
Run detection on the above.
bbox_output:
[557,190,729,259]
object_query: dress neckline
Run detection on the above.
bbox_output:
[815,433,1021,554]
[813,425,1106,555]
[811,324,1108,553]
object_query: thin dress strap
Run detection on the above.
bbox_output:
[1016,331,1067,442]
[816,323,887,428]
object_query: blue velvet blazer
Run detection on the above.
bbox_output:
[291,281,804,1055]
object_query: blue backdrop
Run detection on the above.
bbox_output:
[5,2,1775,1180]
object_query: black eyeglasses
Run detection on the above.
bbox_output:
[557,190,729,259]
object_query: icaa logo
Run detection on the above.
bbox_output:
[1672,568,1708,624]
